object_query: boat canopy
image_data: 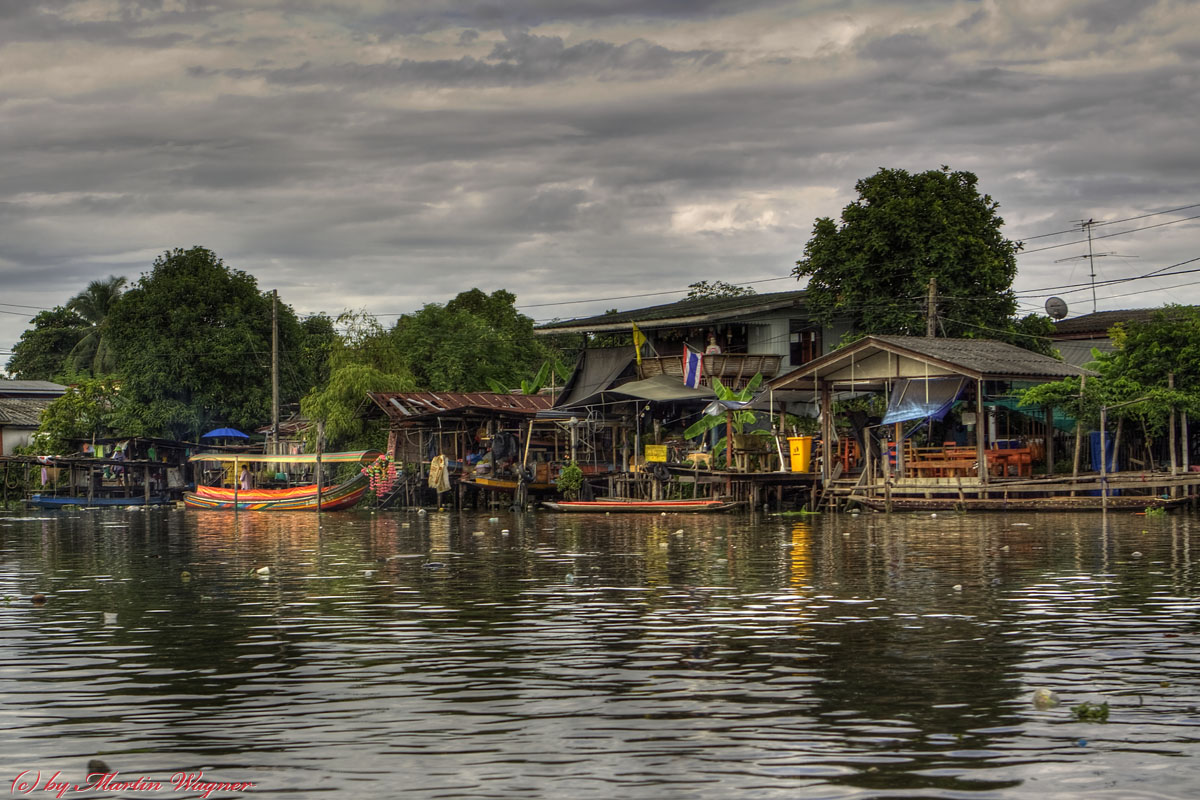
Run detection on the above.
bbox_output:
[188,450,381,464]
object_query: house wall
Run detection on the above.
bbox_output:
[2,426,35,456]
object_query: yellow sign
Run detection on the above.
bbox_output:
[644,444,667,462]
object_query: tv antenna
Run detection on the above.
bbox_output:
[1053,218,1138,312]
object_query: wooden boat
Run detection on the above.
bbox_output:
[184,451,381,511]
[28,494,171,509]
[468,475,557,494]
[543,498,739,513]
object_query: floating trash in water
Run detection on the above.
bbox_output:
[254,566,271,576]
[102,612,118,625]
[31,593,47,605]
[673,529,684,535]
[180,570,192,582]
[1032,688,1060,709]
[472,530,485,536]
[489,517,500,523]
[501,529,510,534]
[952,584,962,591]
[1131,551,1143,558]
[1076,738,1088,747]
[1071,701,1109,722]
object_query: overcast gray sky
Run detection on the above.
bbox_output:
[3,0,1198,363]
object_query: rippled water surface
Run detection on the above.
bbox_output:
[2,507,1200,798]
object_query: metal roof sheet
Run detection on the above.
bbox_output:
[368,391,553,421]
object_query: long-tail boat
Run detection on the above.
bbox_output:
[543,498,739,513]
[184,451,381,511]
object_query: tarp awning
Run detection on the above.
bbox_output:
[881,378,966,425]
[608,374,716,403]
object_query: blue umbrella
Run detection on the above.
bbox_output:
[202,427,250,439]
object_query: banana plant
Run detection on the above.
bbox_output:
[683,373,765,465]
[487,359,567,395]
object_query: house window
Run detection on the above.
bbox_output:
[789,322,821,366]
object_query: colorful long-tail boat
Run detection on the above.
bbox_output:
[184,451,381,511]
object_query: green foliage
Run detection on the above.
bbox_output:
[485,359,570,395]
[66,275,126,376]
[683,374,764,463]
[556,461,584,499]
[5,307,87,380]
[29,378,119,454]
[1070,701,1109,723]
[104,247,308,440]
[391,288,548,391]
[301,362,412,450]
[687,280,756,299]
[299,313,338,390]
[1020,306,1200,434]
[794,166,1020,339]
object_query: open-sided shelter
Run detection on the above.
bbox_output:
[768,335,1094,484]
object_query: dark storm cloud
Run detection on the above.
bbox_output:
[239,32,724,89]
[1,0,1198,360]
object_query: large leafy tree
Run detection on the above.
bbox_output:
[5,307,87,380]
[300,310,414,450]
[66,275,126,375]
[391,289,548,391]
[27,378,119,454]
[105,247,307,440]
[1022,305,1200,444]
[794,166,1021,339]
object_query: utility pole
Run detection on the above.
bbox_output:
[1083,219,1097,313]
[925,277,938,337]
[271,289,280,455]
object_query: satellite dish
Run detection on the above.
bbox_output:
[1045,297,1068,320]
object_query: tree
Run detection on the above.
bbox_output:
[66,275,126,375]
[391,289,548,391]
[28,378,119,454]
[1021,306,1200,456]
[105,247,307,440]
[5,307,87,380]
[686,280,756,299]
[794,167,1020,339]
[299,310,414,450]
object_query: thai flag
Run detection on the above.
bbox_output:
[683,347,703,388]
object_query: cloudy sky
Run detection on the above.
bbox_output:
[3,0,1198,363]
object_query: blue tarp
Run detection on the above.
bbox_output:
[881,378,966,425]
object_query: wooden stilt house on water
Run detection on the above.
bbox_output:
[366,391,574,508]
[767,335,1200,511]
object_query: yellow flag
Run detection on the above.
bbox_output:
[632,322,646,365]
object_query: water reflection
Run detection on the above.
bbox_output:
[1,508,1199,798]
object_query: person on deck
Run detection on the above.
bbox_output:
[240,466,251,491]
[705,335,722,355]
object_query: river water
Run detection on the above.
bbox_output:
[2,507,1199,799]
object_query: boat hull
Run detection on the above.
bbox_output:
[184,476,369,511]
[29,494,172,509]
[543,499,738,513]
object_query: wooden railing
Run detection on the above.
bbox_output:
[639,353,783,388]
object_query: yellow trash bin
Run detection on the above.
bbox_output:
[788,436,813,472]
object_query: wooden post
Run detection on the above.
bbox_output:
[1169,373,1177,477]
[1071,376,1085,496]
[976,378,987,487]
[144,464,151,504]
[316,421,325,514]
[1100,405,1108,513]
[821,381,833,486]
[1045,407,1055,476]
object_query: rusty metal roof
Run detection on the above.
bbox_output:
[368,391,553,421]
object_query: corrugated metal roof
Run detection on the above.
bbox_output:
[0,379,67,396]
[771,335,1093,391]
[1051,308,1175,336]
[535,290,808,333]
[870,336,1094,379]
[368,391,553,421]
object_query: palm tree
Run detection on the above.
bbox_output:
[67,275,126,375]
